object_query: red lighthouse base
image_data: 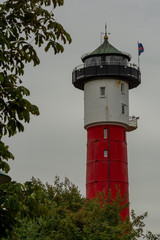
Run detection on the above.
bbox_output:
[86,124,129,219]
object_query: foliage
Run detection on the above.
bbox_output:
[0,176,160,240]
[0,181,23,239]
[0,178,48,239]
[0,176,83,239]
[0,0,71,173]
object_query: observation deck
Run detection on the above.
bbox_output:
[127,116,139,132]
[72,62,141,90]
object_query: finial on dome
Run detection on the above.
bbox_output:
[104,23,108,40]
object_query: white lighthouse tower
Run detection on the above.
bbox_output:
[72,28,141,219]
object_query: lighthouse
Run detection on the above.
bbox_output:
[72,28,141,219]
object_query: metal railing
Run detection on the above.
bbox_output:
[73,62,139,72]
[128,116,139,131]
[72,61,141,91]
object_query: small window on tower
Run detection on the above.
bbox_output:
[104,128,107,138]
[122,104,125,114]
[121,83,125,93]
[100,87,105,97]
[104,150,108,157]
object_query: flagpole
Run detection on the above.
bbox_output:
[137,41,140,69]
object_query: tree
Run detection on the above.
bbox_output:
[0,0,71,173]
[1,177,160,240]
[0,176,84,239]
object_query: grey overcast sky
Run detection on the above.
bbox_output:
[5,0,160,233]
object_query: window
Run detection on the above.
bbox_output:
[121,83,125,93]
[101,56,106,64]
[104,128,107,138]
[104,150,108,157]
[100,87,105,97]
[122,104,125,114]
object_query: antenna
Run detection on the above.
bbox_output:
[101,23,111,43]
[105,23,107,37]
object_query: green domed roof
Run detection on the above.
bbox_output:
[82,36,131,62]
[91,38,121,55]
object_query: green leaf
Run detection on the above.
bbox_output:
[17,86,30,96]
[16,121,24,132]
[0,74,4,82]
[45,41,51,52]
[7,119,17,136]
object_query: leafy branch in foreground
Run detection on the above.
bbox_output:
[0,0,72,172]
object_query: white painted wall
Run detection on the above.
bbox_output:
[84,78,129,128]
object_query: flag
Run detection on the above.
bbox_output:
[138,42,144,56]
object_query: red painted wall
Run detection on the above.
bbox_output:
[86,124,129,218]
